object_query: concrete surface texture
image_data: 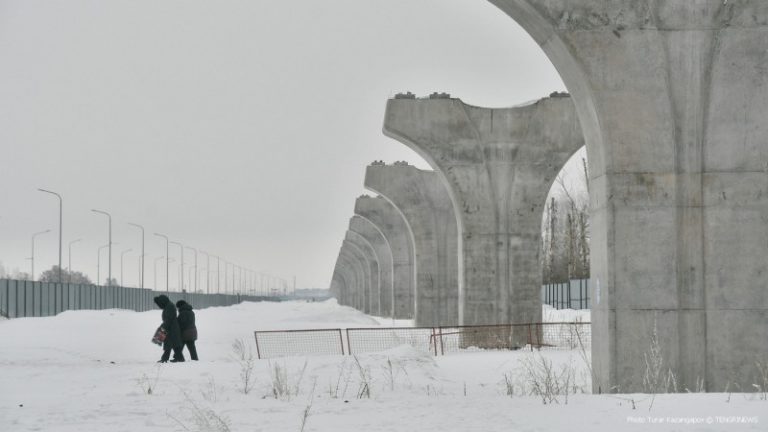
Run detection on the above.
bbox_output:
[333,254,353,307]
[340,243,369,312]
[350,214,394,318]
[384,95,583,329]
[345,231,380,315]
[365,163,460,326]
[488,0,768,393]
[354,194,416,319]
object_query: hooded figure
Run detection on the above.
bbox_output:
[153,295,184,363]
[176,300,198,361]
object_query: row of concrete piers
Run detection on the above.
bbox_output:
[331,1,768,394]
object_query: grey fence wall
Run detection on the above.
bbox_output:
[541,279,590,310]
[0,279,276,319]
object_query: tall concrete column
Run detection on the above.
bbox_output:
[355,194,416,320]
[344,234,378,314]
[339,250,365,311]
[335,257,358,307]
[383,95,583,327]
[350,214,394,318]
[365,163,459,326]
[488,0,768,392]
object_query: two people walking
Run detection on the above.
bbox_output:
[153,295,199,363]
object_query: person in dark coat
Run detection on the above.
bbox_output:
[153,294,184,363]
[175,300,198,361]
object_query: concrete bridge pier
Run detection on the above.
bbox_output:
[365,163,460,326]
[350,214,394,318]
[488,0,768,392]
[341,242,369,312]
[383,95,583,332]
[337,251,364,310]
[355,194,416,320]
[345,231,379,315]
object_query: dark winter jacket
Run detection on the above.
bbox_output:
[153,295,182,350]
[175,300,198,341]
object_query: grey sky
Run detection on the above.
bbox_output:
[0,0,568,289]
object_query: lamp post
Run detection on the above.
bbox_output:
[38,189,62,282]
[187,264,195,292]
[153,256,164,289]
[200,251,210,294]
[215,255,221,294]
[91,209,112,286]
[154,233,170,292]
[30,229,51,281]
[120,248,132,287]
[67,238,82,282]
[224,260,229,294]
[96,242,118,286]
[127,223,144,289]
[184,246,198,293]
[170,241,184,292]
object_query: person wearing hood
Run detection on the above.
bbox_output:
[153,294,184,363]
[175,300,198,361]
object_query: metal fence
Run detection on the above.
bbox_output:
[346,327,439,355]
[253,322,591,359]
[255,329,345,359]
[542,279,590,309]
[0,278,276,319]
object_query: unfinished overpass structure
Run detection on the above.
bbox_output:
[365,163,460,327]
[354,195,415,319]
[330,0,768,394]
[484,0,768,393]
[383,94,583,330]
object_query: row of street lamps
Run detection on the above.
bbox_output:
[25,188,289,295]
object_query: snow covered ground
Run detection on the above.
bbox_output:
[0,300,764,431]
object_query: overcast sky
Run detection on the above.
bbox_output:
[0,0,572,290]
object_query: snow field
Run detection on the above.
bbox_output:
[0,300,765,431]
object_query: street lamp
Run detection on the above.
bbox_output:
[224,260,231,294]
[153,256,164,289]
[214,255,221,294]
[67,238,82,282]
[200,251,210,294]
[184,246,198,293]
[29,229,51,281]
[91,209,112,286]
[96,242,118,286]
[127,223,145,289]
[154,256,175,290]
[154,233,170,292]
[120,248,133,287]
[38,189,62,282]
[170,241,184,292]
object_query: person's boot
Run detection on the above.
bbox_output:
[170,348,185,362]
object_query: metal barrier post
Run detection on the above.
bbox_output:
[254,331,262,359]
[338,329,345,355]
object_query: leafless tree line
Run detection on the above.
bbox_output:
[541,158,590,284]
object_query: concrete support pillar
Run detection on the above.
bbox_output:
[488,0,768,392]
[336,259,358,308]
[339,250,365,311]
[355,195,416,319]
[350,214,393,318]
[383,95,583,328]
[365,163,459,326]
[345,233,379,315]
